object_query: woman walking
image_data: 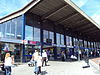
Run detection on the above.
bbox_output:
[4,53,13,75]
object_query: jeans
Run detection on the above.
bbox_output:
[34,61,37,73]
[5,66,11,75]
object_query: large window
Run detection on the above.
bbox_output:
[0,23,3,37]
[5,21,11,38]
[43,30,48,42]
[56,33,60,45]
[73,38,78,46]
[2,23,6,38]
[79,39,83,47]
[61,34,64,45]
[16,16,23,39]
[66,36,72,46]
[25,25,33,40]
[91,42,94,49]
[49,31,54,44]
[34,27,40,41]
[11,19,16,39]
[84,41,87,48]
[0,15,23,40]
[88,42,91,48]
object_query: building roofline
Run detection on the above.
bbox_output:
[65,0,100,29]
[0,0,41,23]
[0,0,99,30]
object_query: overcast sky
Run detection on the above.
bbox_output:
[0,0,100,25]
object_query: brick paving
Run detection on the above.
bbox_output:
[11,61,100,75]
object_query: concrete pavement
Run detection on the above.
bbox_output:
[11,61,100,75]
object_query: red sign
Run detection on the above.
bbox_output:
[29,41,37,45]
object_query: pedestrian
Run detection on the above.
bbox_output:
[46,50,50,60]
[36,53,42,74]
[61,51,66,61]
[4,53,14,75]
[42,50,47,66]
[31,49,39,74]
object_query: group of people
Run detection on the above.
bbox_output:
[31,49,48,74]
[1,49,48,75]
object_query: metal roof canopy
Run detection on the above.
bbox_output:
[28,0,100,41]
[0,0,100,41]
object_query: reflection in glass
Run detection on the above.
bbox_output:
[16,16,23,39]
[34,27,40,41]
[66,36,72,46]
[49,31,54,44]
[2,23,5,38]
[43,30,48,42]
[11,19,16,39]
[56,33,60,45]
[25,25,33,40]
[5,21,11,38]
[61,34,64,45]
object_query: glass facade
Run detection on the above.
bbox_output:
[43,30,54,43]
[25,25,33,40]
[61,34,64,45]
[66,36,72,46]
[25,25,40,41]
[56,33,60,45]
[0,13,100,62]
[0,15,23,40]
[43,30,49,42]
[49,31,54,44]
[34,27,40,41]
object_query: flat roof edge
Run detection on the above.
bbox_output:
[64,0,100,29]
[0,0,41,23]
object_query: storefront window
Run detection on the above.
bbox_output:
[34,27,40,41]
[25,25,33,40]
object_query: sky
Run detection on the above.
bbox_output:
[71,0,100,25]
[0,0,100,25]
[0,0,32,18]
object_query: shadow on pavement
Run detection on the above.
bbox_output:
[41,71,47,75]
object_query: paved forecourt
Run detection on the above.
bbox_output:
[11,61,100,75]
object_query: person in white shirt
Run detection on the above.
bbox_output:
[31,50,39,74]
[37,53,42,74]
[4,53,13,75]
[42,50,47,66]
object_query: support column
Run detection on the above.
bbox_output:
[53,24,57,60]
[71,37,74,55]
[40,20,43,55]
[22,14,25,62]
